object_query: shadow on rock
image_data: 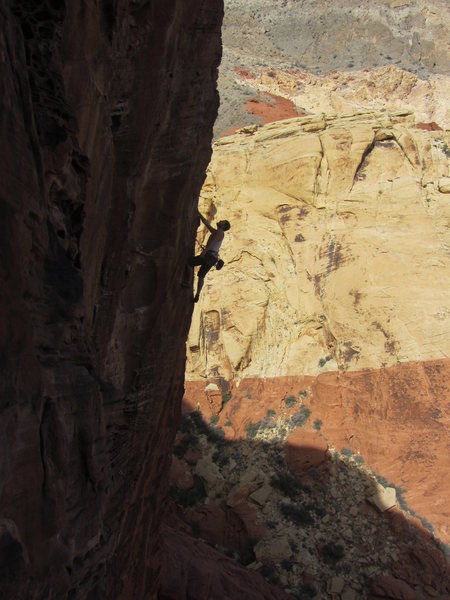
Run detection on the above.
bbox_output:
[161,411,450,600]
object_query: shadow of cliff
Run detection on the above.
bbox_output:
[161,411,450,600]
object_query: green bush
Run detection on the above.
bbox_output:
[209,427,225,443]
[281,558,294,571]
[279,502,314,526]
[289,406,310,428]
[245,410,277,439]
[179,414,192,433]
[285,395,297,408]
[313,419,322,431]
[322,542,345,563]
[222,390,232,405]
[210,415,219,426]
[245,422,260,439]
[318,355,332,367]
[187,410,225,444]
[173,432,198,458]
[189,411,212,436]
[212,449,230,467]
[271,473,305,501]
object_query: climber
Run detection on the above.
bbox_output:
[189,211,230,302]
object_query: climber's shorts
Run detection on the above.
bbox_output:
[191,251,218,278]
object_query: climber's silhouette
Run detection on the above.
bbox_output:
[188,211,230,302]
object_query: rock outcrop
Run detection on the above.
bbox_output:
[216,0,450,136]
[226,65,450,132]
[0,1,223,598]
[170,410,450,598]
[185,112,450,545]
[188,112,450,379]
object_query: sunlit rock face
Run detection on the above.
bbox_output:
[0,1,223,598]
[188,112,450,380]
[185,112,450,544]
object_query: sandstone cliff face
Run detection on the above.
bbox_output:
[0,1,223,598]
[188,112,450,379]
[185,112,450,547]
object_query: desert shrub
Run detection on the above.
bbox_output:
[279,502,314,526]
[313,419,322,431]
[313,505,326,518]
[278,426,287,439]
[189,411,211,436]
[289,406,310,428]
[318,355,332,367]
[274,453,286,468]
[179,413,192,433]
[222,390,232,405]
[420,517,435,535]
[322,542,345,563]
[298,584,317,598]
[437,541,450,557]
[299,390,308,398]
[375,474,389,487]
[210,415,219,426]
[245,410,277,439]
[188,410,225,444]
[281,558,294,571]
[341,447,353,457]
[208,427,225,444]
[353,454,364,464]
[285,395,297,408]
[260,563,277,584]
[271,472,304,501]
[212,449,230,468]
[245,422,260,439]
[173,432,198,458]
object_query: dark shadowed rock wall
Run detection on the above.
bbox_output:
[0,1,223,598]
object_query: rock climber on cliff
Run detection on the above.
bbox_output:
[189,211,230,302]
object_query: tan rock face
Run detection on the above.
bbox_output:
[187,112,450,380]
